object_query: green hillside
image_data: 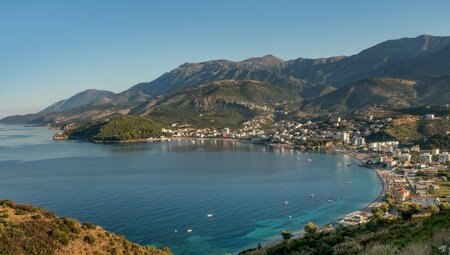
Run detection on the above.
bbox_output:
[131,80,301,128]
[66,116,163,142]
[302,77,418,113]
[383,115,450,149]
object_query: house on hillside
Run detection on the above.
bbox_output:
[394,189,410,202]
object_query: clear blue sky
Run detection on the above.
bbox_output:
[1,0,449,117]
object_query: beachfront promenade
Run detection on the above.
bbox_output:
[339,148,390,212]
[261,148,390,248]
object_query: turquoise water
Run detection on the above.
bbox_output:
[0,124,381,254]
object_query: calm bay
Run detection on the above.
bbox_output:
[0,124,381,254]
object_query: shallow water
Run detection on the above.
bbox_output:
[0,124,381,254]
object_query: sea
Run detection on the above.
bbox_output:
[0,124,381,254]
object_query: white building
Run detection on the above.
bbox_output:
[431,148,440,156]
[400,154,411,163]
[386,160,397,169]
[352,137,365,146]
[368,142,379,151]
[420,153,432,163]
[439,152,449,163]
[368,141,399,152]
[425,114,435,120]
[381,145,394,153]
[334,132,350,143]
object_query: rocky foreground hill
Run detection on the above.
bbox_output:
[0,200,172,255]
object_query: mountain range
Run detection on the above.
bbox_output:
[2,35,450,126]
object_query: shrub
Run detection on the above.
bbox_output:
[50,229,70,245]
[15,209,27,215]
[84,235,96,244]
[31,214,42,220]
[12,228,25,237]
[82,222,96,230]
[0,200,15,207]
[429,204,440,215]
[14,204,39,213]
[304,221,318,234]
[0,211,9,218]
[44,211,57,219]
[281,230,292,240]
[61,217,81,234]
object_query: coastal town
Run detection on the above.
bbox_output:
[162,109,449,228]
[54,105,450,238]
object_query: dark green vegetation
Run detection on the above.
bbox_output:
[0,200,172,255]
[419,135,450,151]
[240,206,450,255]
[2,35,450,127]
[66,116,163,142]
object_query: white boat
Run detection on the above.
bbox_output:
[310,194,314,198]
[288,216,292,220]
[207,213,213,218]
[174,229,178,233]
[348,181,352,184]
[307,159,312,162]
[328,199,333,203]
[284,201,289,205]
[187,229,193,233]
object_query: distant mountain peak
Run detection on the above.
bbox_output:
[241,54,284,65]
[4,34,450,125]
[40,89,115,113]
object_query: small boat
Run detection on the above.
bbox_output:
[174,229,178,233]
[288,216,292,220]
[310,194,314,198]
[207,213,213,218]
[328,199,333,203]
[307,159,312,162]
[347,164,351,166]
[187,229,193,233]
[284,201,289,205]
[348,181,352,185]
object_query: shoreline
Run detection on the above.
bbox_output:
[254,146,388,250]
[335,148,388,212]
[50,134,387,251]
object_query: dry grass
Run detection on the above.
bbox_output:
[0,200,172,255]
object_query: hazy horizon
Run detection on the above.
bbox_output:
[1,0,450,118]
